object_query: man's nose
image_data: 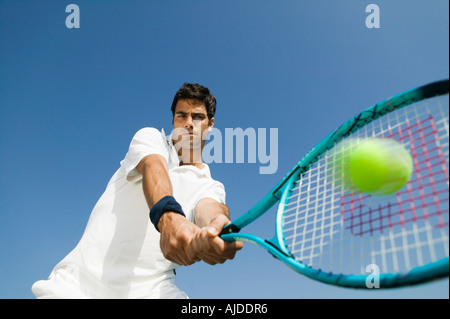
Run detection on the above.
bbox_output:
[184,115,193,128]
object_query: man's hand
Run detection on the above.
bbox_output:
[137,155,242,266]
[190,214,243,265]
[158,212,200,266]
[158,212,243,266]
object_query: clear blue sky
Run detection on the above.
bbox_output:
[0,0,448,299]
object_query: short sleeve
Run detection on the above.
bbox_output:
[121,128,169,181]
[199,181,226,205]
[192,180,227,224]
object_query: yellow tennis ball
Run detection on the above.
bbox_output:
[349,138,414,196]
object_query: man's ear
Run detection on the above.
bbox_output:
[208,117,215,131]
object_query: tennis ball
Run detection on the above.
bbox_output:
[349,138,413,196]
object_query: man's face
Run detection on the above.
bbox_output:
[172,99,214,151]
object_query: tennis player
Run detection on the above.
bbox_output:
[32,83,243,298]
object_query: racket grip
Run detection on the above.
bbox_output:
[219,223,241,236]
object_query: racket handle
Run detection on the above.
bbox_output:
[219,223,241,236]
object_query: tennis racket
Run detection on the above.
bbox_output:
[220,79,449,288]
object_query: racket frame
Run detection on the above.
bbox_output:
[221,79,450,288]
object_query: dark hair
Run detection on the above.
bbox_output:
[171,83,217,121]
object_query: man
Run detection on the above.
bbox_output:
[32,83,243,298]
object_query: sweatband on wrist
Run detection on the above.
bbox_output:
[150,195,185,232]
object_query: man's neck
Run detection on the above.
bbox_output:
[179,161,205,169]
[178,149,205,169]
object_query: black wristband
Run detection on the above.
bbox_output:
[150,195,185,232]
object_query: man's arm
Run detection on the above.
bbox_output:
[191,198,243,265]
[194,197,230,228]
[137,154,172,207]
[137,154,199,266]
[136,155,242,266]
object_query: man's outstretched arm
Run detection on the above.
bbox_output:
[137,155,242,266]
[137,154,199,266]
[192,198,243,265]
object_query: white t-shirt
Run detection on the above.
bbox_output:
[31,128,226,299]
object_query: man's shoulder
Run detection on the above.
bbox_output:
[131,127,169,144]
[133,127,164,137]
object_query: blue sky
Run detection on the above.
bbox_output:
[0,0,448,299]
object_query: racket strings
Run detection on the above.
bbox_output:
[282,94,449,275]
